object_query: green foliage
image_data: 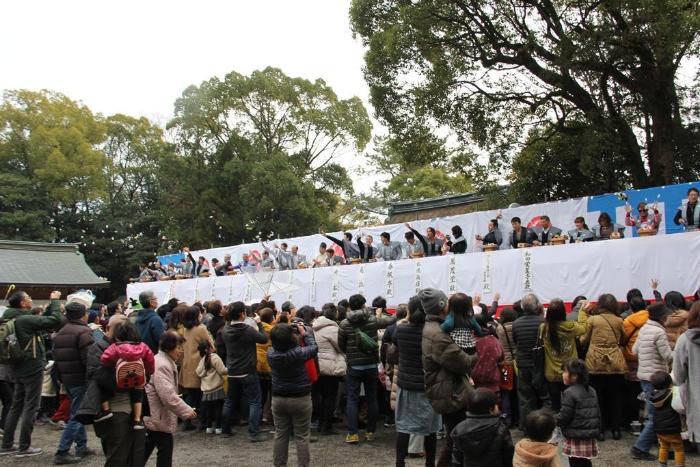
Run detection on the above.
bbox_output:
[385,166,472,202]
[350,0,700,188]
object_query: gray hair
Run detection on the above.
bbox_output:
[138,290,155,309]
[521,293,542,315]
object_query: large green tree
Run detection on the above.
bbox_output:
[350,0,700,189]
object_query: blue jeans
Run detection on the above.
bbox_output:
[57,385,88,454]
[221,374,261,437]
[634,380,658,453]
[345,367,378,435]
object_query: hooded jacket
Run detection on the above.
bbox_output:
[312,316,346,377]
[338,309,395,368]
[222,320,268,376]
[135,308,165,355]
[632,319,673,381]
[422,315,477,414]
[556,383,600,439]
[256,321,274,374]
[542,321,586,382]
[4,300,62,379]
[651,388,682,435]
[673,328,700,442]
[52,319,94,387]
[451,413,514,467]
[623,310,649,361]
[513,439,562,467]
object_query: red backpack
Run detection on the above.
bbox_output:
[115,358,146,390]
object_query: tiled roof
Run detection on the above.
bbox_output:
[0,240,109,287]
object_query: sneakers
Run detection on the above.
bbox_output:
[214,428,222,435]
[345,433,359,444]
[0,446,18,456]
[364,432,375,442]
[205,427,214,434]
[248,435,265,443]
[383,422,395,428]
[16,447,43,458]
[75,447,96,458]
[133,420,145,431]
[94,410,113,423]
[53,451,80,464]
[630,446,656,461]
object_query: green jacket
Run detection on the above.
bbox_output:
[542,320,586,382]
[4,299,62,378]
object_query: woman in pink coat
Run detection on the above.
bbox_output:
[144,331,197,467]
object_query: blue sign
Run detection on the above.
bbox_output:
[587,181,699,236]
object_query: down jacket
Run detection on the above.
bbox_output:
[451,413,514,467]
[556,383,600,439]
[622,310,649,362]
[195,353,227,394]
[52,319,94,387]
[581,311,627,375]
[395,321,425,391]
[338,309,395,368]
[422,315,477,414]
[632,319,673,381]
[665,310,688,350]
[145,352,194,434]
[651,388,682,435]
[312,316,345,377]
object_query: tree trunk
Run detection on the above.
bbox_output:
[646,67,678,186]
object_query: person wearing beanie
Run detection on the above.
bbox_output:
[51,300,97,463]
[420,288,477,466]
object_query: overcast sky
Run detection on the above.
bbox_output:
[0,0,382,188]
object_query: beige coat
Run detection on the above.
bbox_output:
[179,324,215,389]
[312,316,346,377]
[195,352,227,394]
[665,310,689,350]
[581,311,627,375]
[145,352,193,434]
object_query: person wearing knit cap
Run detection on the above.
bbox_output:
[52,300,97,464]
[420,288,477,466]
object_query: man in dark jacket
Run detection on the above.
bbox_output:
[267,322,318,467]
[420,288,477,467]
[512,293,551,430]
[452,388,514,467]
[0,291,62,458]
[221,301,268,441]
[52,302,95,464]
[84,314,145,467]
[134,291,165,355]
[337,294,395,444]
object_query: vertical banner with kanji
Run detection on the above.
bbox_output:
[310,268,317,302]
[244,278,252,302]
[522,249,533,292]
[448,256,457,294]
[287,271,295,301]
[331,267,340,301]
[482,253,492,293]
[414,260,423,294]
[193,277,201,302]
[384,262,395,298]
[357,265,366,297]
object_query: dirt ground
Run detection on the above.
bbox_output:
[3,422,696,466]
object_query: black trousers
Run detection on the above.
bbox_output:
[396,432,437,467]
[0,380,14,428]
[316,376,341,431]
[145,430,174,467]
[438,410,466,467]
[590,373,624,431]
[94,411,145,467]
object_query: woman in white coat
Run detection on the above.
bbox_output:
[312,303,346,435]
